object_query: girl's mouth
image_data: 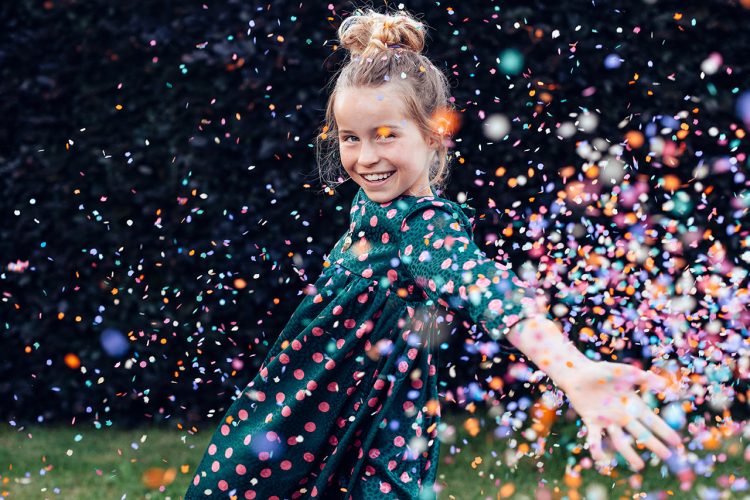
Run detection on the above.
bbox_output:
[361,171,395,185]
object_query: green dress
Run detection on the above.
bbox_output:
[186,187,535,499]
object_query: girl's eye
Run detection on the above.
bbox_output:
[341,134,395,143]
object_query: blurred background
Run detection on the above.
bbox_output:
[1,0,749,497]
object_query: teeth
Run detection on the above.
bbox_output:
[363,172,394,181]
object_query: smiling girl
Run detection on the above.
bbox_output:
[186,7,685,499]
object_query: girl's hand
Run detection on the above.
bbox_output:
[560,360,684,472]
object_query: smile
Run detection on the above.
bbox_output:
[361,171,395,184]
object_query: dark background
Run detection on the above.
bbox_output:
[2,0,749,426]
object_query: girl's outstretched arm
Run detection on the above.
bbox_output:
[506,313,685,471]
[397,199,685,472]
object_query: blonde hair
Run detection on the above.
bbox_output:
[315,7,456,194]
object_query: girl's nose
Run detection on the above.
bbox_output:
[357,140,379,165]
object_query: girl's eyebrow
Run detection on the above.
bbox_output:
[338,124,403,134]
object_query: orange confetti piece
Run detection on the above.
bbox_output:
[64,353,81,369]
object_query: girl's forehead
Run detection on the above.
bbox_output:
[334,87,411,128]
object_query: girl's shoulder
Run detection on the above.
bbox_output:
[355,188,478,237]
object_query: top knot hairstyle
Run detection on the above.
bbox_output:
[315,7,457,193]
[338,9,425,58]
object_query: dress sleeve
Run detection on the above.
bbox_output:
[398,199,547,344]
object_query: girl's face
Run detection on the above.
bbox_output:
[334,84,439,204]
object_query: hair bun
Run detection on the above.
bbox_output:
[338,9,425,56]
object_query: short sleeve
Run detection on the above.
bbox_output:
[398,200,546,344]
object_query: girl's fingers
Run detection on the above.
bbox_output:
[638,399,683,448]
[584,420,606,463]
[615,365,668,392]
[607,424,645,471]
[624,418,672,461]
[643,370,669,392]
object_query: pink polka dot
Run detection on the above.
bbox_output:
[336,338,345,349]
[245,491,256,500]
[238,409,248,420]
[370,215,378,226]
[279,353,289,364]
[312,327,324,336]
[266,431,278,441]
[259,451,269,461]
[224,447,233,459]
[368,397,379,407]
[291,339,302,350]
[318,401,330,412]
[243,434,252,445]
[369,448,381,459]
[325,360,336,371]
[381,232,390,244]
[361,268,373,278]
[422,209,435,220]
[303,452,315,462]
[387,269,398,283]
[312,352,323,363]
[380,481,392,493]
[407,348,418,360]
[220,424,230,436]
[398,360,409,373]
[236,464,247,475]
[260,468,272,478]
[306,380,317,391]
[327,381,338,391]
[280,460,292,470]
[304,421,317,432]
[276,392,285,403]
[387,208,397,218]
[211,460,220,472]
[218,480,228,491]
[332,305,343,316]
[294,369,305,380]
[357,293,369,303]
[281,405,291,417]
[208,443,217,455]
[193,474,200,486]
[344,318,356,328]
[296,389,306,401]
[255,391,266,402]
[394,435,405,447]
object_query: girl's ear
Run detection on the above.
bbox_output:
[425,132,441,151]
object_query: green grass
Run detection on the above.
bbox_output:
[0,411,746,499]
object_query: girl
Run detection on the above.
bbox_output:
[186,8,684,499]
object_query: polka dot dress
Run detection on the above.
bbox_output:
[186,187,535,499]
